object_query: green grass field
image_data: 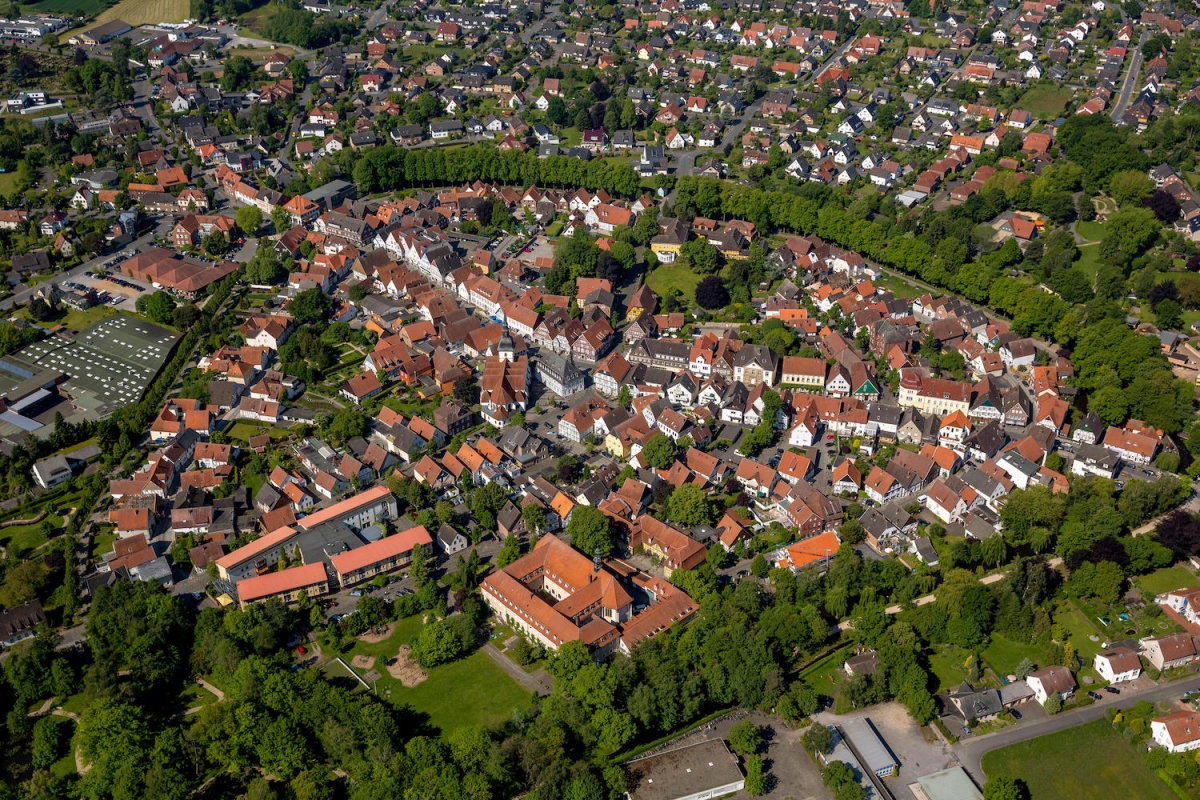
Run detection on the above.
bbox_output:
[342,617,533,734]
[982,719,1177,800]
[1137,567,1200,597]
[928,646,971,691]
[1075,220,1107,242]
[1017,86,1076,119]
[0,515,64,553]
[225,421,270,442]
[647,262,702,304]
[1075,243,1102,280]
[799,645,852,697]
[90,533,117,560]
[1055,601,1105,661]
[982,634,1045,678]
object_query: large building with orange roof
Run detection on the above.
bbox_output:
[479,534,697,656]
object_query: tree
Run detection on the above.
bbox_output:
[173,302,200,330]
[496,534,521,568]
[288,288,332,325]
[271,205,292,234]
[31,716,66,769]
[220,55,256,91]
[668,483,716,527]
[695,275,730,309]
[1108,169,1154,208]
[203,229,228,256]
[642,432,676,468]
[726,720,761,755]
[567,506,613,558]
[453,376,479,405]
[1090,560,1125,604]
[1145,190,1181,222]
[136,291,177,325]
[750,552,769,578]
[680,238,722,274]
[236,205,263,235]
[1156,299,1183,331]
[743,755,767,797]
[983,776,1029,800]
[1043,693,1063,714]
[522,502,546,536]
[412,615,475,667]
[803,724,834,755]
[245,247,286,285]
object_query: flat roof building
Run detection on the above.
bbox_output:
[912,767,983,800]
[840,717,899,778]
[624,740,744,800]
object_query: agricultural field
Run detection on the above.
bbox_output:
[57,0,187,41]
[25,0,110,16]
[982,719,1177,800]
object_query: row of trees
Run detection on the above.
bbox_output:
[351,143,642,199]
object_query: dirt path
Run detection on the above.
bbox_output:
[482,642,553,695]
[27,697,55,717]
[196,678,225,701]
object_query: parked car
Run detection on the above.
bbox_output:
[350,589,363,597]
[1009,709,1021,720]
[1105,686,1120,695]
[1088,691,1102,701]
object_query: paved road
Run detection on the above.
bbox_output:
[954,672,1200,784]
[1112,30,1150,123]
[366,1,392,29]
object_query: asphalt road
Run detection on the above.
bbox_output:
[953,672,1200,783]
[1112,29,1150,123]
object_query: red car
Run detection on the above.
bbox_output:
[296,645,307,655]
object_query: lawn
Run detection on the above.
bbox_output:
[1075,220,1107,242]
[0,170,24,196]
[0,515,64,553]
[928,645,971,691]
[1075,243,1102,280]
[981,634,1045,678]
[1017,85,1075,118]
[874,274,922,300]
[981,719,1177,800]
[1136,567,1200,598]
[799,645,853,697]
[341,617,533,734]
[90,532,117,560]
[1054,601,1105,661]
[647,262,702,305]
[225,421,270,442]
[44,716,77,778]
